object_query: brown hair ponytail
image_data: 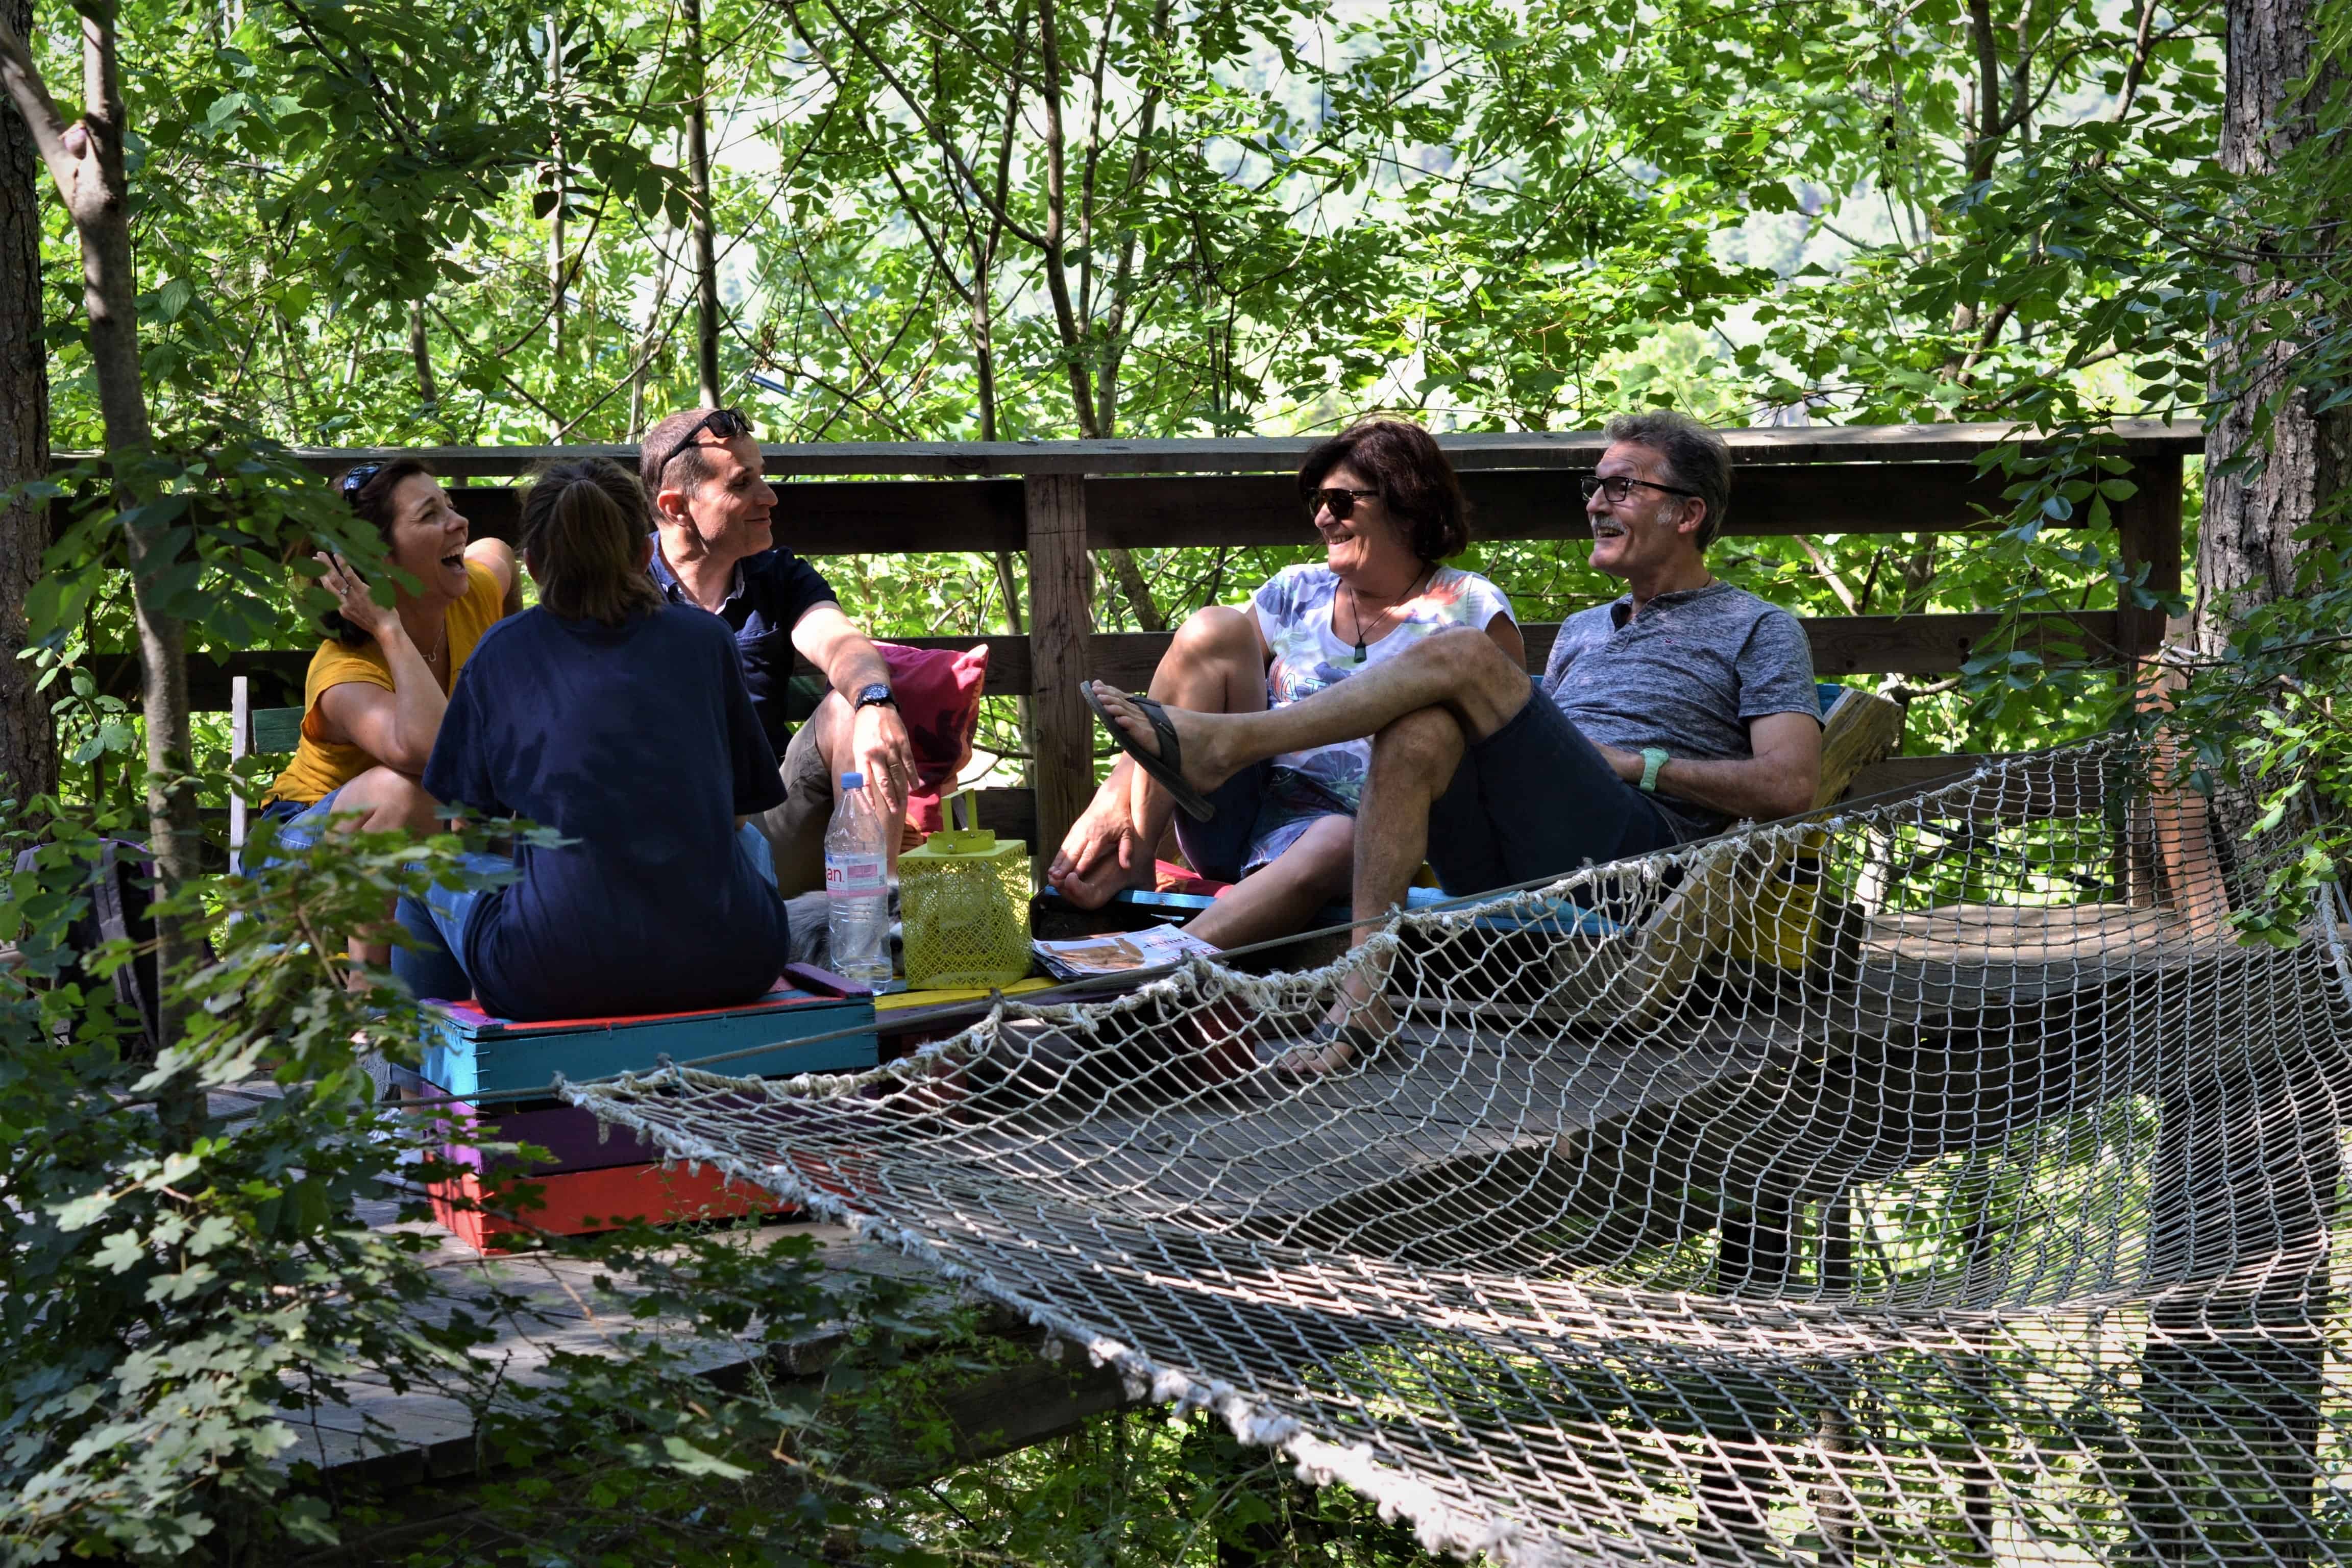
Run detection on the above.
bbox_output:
[518,459,667,626]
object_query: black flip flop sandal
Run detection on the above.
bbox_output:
[1080,682,1216,822]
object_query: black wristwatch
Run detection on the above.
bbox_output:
[853,683,896,711]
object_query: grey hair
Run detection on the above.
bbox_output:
[1602,409,1732,550]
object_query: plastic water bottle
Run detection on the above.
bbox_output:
[824,771,894,990]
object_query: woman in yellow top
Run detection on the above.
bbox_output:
[261,458,521,991]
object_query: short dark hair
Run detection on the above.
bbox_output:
[316,457,438,646]
[1296,417,1471,562]
[640,407,728,513]
[520,459,667,626]
[1602,410,1732,550]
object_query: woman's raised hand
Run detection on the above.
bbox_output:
[314,551,401,643]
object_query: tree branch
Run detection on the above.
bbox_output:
[1032,0,1096,435]
[0,12,78,194]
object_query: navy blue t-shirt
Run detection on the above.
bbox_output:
[648,542,837,755]
[422,603,791,1022]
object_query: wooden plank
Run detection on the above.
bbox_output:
[1025,474,1094,863]
[79,421,2200,480]
[2113,454,2184,663]
[1844,754,2007,801]
[894,611,2122,696]
[444,483,521,541]
[1842,750,2114,820]
[229,676,252,872]
[772,477,1025,554]
[1085,462,2025,550]
[405,463,2085,556]
[135,609,2125,717]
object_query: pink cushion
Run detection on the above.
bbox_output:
[876,643,987,832]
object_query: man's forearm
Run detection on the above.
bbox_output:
[1651,755,1815,823]
[825,636,891,699]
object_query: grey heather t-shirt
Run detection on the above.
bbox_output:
[1539,580,1819,841]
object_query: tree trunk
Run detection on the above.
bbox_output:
[0,0,198,1125]
[682,0,721,408]
[2195,0,2351,651]
[0,0,48,810]
[547,12,565,369]
[408,299,437,410]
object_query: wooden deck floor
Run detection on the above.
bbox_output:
[199,1083,1132,1500]
[227,898,2251,1489]
[869,899,2238,1264]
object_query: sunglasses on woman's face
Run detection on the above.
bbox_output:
[1309,486,1380,521]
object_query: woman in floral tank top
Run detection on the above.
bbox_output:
[1048,418,1522,949]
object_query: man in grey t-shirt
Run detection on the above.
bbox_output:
[1543,577,1820,841]
[1080,410,1822,1063]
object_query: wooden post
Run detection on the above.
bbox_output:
[2115,454,2184,666]
[1024,473,1092,863]
[2118,456,2186,906]
[228,674,250,874]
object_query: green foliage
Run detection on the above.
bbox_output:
[15,0,2352,1553]
[0,800,487,1558]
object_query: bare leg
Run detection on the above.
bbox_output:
[1049,606,1265,909]
[1185,814,1353,950]
[322,766,442,979]
[1279,706,1466,1073]
[760,693,913,896]
[807,691,909,871]
[1088,625,1528,798]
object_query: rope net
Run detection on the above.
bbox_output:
[564,741,2352,1566]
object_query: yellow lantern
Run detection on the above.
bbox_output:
[900,795,1032,990]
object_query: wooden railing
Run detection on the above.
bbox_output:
[83,422,2198,853]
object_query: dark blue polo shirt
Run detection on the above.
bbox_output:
[649,542,837,754]
[423,603,791,1021]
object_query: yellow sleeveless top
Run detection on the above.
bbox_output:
[264,561,507,806]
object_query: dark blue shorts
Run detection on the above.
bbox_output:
[1425,681,1679,898]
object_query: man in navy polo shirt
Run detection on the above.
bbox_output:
[641,406,918,894]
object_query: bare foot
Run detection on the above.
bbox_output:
[1046,800,1157,909]
[1086,682,1241,796]
[1269,985,1399,1077]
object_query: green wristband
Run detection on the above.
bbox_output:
[1638,747,1671,794]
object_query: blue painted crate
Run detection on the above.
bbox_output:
[420,978,878,1098]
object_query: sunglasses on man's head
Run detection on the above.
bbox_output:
[650,406,755,480]
[1308,486,1380,521]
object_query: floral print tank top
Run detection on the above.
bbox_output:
[1240,563,1515,866]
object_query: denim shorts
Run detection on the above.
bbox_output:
[255,788,477,1001]
[414,820,779,1003]
[257,795,777,1006]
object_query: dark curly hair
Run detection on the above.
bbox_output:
[316,457,439,647]
[1296,418,1471,562]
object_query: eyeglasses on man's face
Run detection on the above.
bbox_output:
[1308,486,1380,521]
[1579,473,1699,506]
[650,407,755,482]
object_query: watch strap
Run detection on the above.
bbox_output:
[1638,747,1670,794]
[853,683,896,710]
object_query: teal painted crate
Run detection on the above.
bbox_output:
[421,978,877,1098]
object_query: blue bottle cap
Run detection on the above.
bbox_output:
[840,771,864,789]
